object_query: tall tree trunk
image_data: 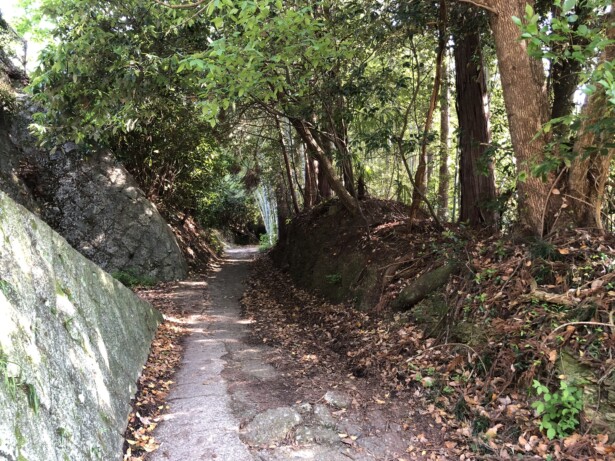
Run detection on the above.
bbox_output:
[427,150,434,186]
[568,8,615,229]
[454,15,497,226]
[550,3,590,127]
[358,172,367,200]
[437,52,450,221]
[342,158,356,198]
[288,129,305,204]
[276,181,290,242]
[275,116,300,214]
[479,0,553,235]
[409,0,447,220]
[457,0,614,235]
[317,159,332,201]
[291,118,360,215]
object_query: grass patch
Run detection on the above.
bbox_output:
[111,269,157,288]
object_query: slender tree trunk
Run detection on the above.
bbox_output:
[275,116,300,214]
[291,118,360,215]
[452,144,460,221]
[550,3,590,127]
[409,0,447,220]
[454,16,497,226]
[288,135,305,204]
[276,181,290,242]
[303,143,317,209]
[358,172,367,200]
[342,158,356,198]
[437,52,450,220]
[568,8,615,229]
[317,159,332,201]
[427,150,434,186]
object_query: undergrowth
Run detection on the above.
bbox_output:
[242,223,615,459]
[112,269,157,288]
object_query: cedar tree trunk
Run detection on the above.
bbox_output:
[437,52,450,221]
[454,18,497,226]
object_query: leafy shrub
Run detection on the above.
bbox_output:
[111,269,157,288]
[532,379,584,439]
[259,233,276,251]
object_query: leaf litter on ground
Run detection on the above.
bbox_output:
[122,281,191,461]
[241,222,615,460]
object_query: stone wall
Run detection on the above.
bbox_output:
[0,97,188,281]
[45,150,188,280]
[0,191,162,461]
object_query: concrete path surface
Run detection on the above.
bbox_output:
[149,247,257,461]
[147,247,438,461]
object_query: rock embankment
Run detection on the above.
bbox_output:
[0,191,162,461]
[1,98,188,281]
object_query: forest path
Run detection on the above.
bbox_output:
[149,247,257,461]
[147,248,447,461]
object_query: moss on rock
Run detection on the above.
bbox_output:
[0,191,162,461]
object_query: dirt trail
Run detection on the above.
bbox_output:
[149,247,448,461]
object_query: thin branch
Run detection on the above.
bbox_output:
[153,0,210,9]
[457,0,498,15]
[400,150,444,230]
[563,193,615,228]
[550,321,615,337]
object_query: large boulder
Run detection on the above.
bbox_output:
[0,191,162,461]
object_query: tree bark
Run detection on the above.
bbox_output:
[487,0,554,235]
[276,181,290,242]
[303,143,317,209]
[454,0,615,235]
[291,118,360,215]
[317,159,333,201]
[390,262,459,311]
[437,52,450,221]
[275,116,301,214]
[550,3,591,126]
[456,0,553,234]
[454,15,497,227]
[567,8,615,229]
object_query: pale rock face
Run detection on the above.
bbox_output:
[0,191,162,461]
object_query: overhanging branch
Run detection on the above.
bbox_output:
[153,0,210,10]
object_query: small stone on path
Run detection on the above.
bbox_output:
[294,425,340,445]
[323,390,351,409]
[242,407,302,446]
[313,404,336,428]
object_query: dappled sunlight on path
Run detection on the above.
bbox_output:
[149,247,258,461]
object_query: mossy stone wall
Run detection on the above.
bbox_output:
[0,191,162,461]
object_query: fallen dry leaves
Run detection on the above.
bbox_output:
[123,284,189,461]
[242,224,615,460]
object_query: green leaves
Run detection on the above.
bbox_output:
[532,379,584,440]
[562,0,577,14]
